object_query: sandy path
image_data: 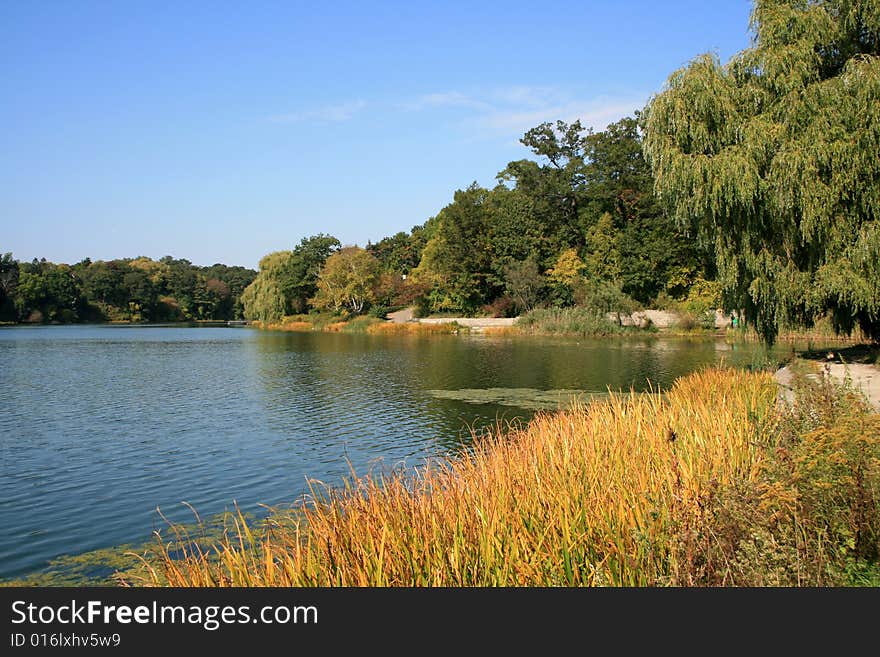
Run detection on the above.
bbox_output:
[386,307,414,323]
[776,362,880,411]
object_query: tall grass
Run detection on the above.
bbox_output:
[252,315,462,335]
[122,367,873,586]
[366,321,462,335]
[517,307,627,336]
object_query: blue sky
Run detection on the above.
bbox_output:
[2,1,754,269]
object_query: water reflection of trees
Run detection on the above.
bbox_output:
[245,333,780,496]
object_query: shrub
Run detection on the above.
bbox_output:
[482,295,517,318]
[368,305,391,319]
[516,307,624,336]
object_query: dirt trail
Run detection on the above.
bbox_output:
[775,362,880,411]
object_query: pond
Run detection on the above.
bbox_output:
[0,324,801,580]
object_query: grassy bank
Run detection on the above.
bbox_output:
[127,365,879,587]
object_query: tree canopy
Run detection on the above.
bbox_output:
[643,0,880,343]
[240,234,341,322]
[310,246,381,314]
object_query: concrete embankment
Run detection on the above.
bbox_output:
[415,317,518,332]
[411,308,735,331]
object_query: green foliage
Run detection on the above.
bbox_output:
[517,307,625,336]
[310,246,380,314]
[0,252,19,321]
[1,253,255,324]
[240,235,339,322]
[14,262,85,322]
[503,258,544,312]
[367,229,426,275]
[584,212,620,281]
[281,234,342,313]
[575,279,638,317]
[485,186,548,272]
[240,269,287,323]
[498,120,588,256]
[238,113,713,320]
[412,184,498,314]
[644,0,880,343]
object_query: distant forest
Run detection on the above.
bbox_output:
[0,254,256,323]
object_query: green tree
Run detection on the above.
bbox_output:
[583,116,707,305]
[367,230,426,275]
[584,212,621,282]
[485,185,549,279]
[15,264,83,322]
[240,251,294,322]
[281,234,341,313]
[413,184,497,313]
[123,268,157,321]
[498,121,588,254]
[80,261,127,307]
[0,252,19,321]
[503,258,545,312]
[310,246,381,314]
[240,234,340,321]
[643,0,880,343]
[200,264,257,319]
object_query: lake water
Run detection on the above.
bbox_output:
[0,324,800,581]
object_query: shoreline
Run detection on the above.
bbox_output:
[250,314,870,344]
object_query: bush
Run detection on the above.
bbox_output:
[342,316,383,333]
[482,295,517,318]
[675,311,714,331]
[575,279,639,316]
[368,305,391,319]
[517,307,625,336]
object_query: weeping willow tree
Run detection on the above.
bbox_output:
[644,0,880,343]
[240,251,291,322]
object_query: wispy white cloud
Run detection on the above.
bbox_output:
[268,87,646,138]
[270,99,367,123]
[477,98,646,135]
[401,92,493,112]
[402,86,646,138]
[488,85,563,108]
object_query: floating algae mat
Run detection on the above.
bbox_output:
[426,387,634,411]
[1,510,266,586]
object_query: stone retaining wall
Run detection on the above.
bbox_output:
[416,310,735,330]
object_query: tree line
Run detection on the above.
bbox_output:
[0,254,256,323]
[5,1,878,345]
[241,115,717,326]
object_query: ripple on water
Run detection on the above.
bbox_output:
[0,325,800,581]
